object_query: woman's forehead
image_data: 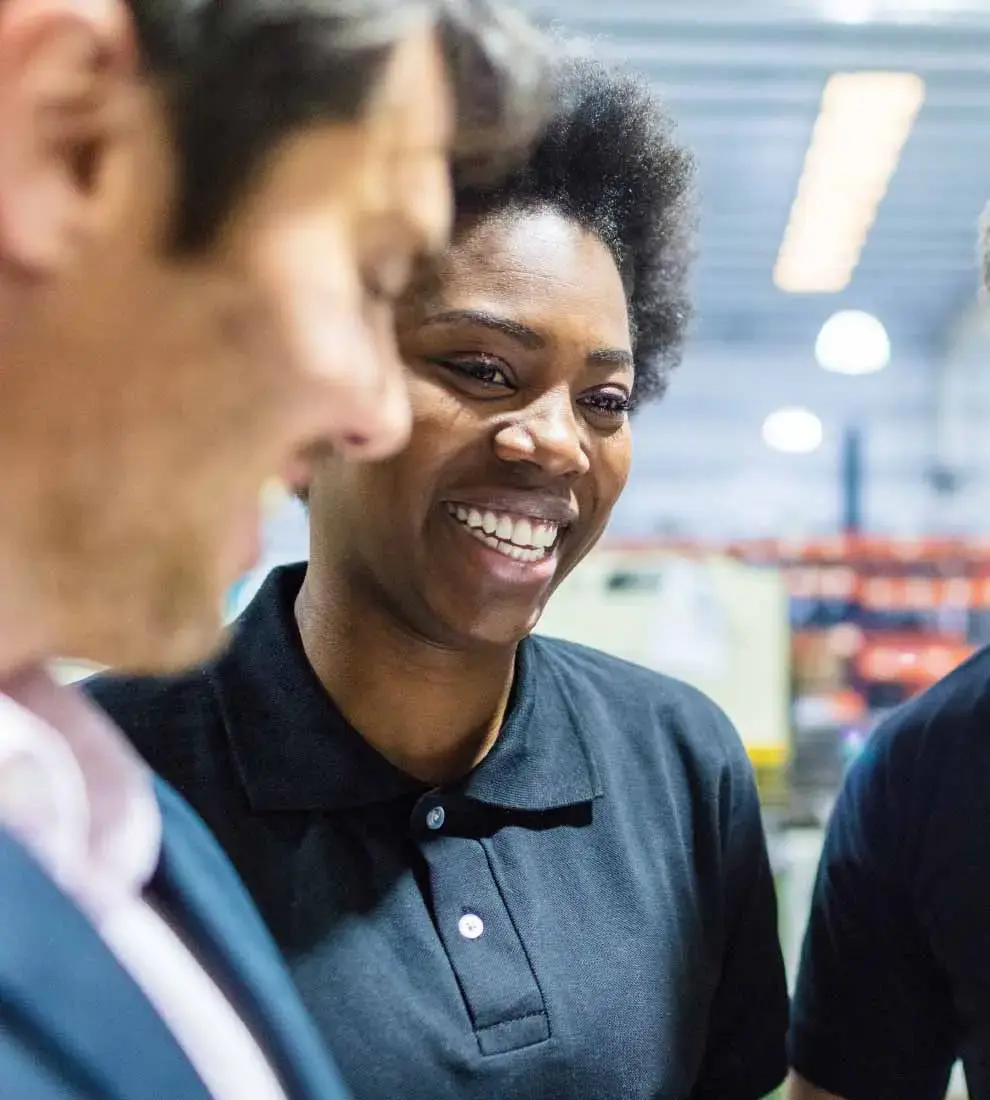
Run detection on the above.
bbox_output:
[431,208,631,342]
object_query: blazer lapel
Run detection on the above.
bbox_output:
[0,831,209,1100]
[152,781,347,1100]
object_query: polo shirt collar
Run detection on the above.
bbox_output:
[212,564,601,815]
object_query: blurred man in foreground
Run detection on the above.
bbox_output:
[0,1,547,1097]
[786,213,990,1100]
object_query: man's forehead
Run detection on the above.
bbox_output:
[373,27,454,154]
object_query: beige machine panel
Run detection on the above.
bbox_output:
[537,549,790,764]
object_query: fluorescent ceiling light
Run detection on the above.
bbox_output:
[815,310,891,374]
[774,71,925,294]
[762,407,824,454]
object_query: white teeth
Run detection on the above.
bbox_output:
[445,502,564,563]
[510,518,533,548]
[472,529,543,562]
[534,523,557,549]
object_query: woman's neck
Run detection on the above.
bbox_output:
[294,567,517,786]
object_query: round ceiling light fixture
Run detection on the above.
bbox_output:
[815,309,891,375]
[762,406,824,455]
[825,0,875,24]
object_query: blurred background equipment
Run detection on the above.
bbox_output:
[536,547,792,778]
[237,3,990,1095]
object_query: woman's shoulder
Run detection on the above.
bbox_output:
[528,634,750,776]
[84,664,214,731]
[83,664,220,779]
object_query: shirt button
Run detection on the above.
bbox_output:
[426,805,445,831]
[458,913,484,940]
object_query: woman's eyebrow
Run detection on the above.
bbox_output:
[588,348,634,371]
[418,309,545,350]
[420,310,633,372]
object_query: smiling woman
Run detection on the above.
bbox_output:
[88,55,789,1100]
[325,202,638,651]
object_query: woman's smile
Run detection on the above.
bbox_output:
[441,500,564,583]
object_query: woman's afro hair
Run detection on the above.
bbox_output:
[452,53,696,407]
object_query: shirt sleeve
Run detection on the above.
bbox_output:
[691,744,790,1100]
[788,721,956,1100]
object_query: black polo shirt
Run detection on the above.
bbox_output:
[791,645,990,1100]
[87,564,787,1100]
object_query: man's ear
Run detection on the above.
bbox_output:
[0,0,137,278]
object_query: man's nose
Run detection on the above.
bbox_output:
[324,310,412,462]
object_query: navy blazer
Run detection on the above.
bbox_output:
[0,778,351,1100]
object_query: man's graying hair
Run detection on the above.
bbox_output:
[124,0,552,250]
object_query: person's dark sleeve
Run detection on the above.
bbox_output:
[788,722,956,1100]
[691,737,790,1100]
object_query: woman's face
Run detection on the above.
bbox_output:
[308,207,633,648]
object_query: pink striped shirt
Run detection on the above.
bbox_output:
[0,665,289,1100]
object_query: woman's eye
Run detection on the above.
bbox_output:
[433,355,512,389]
[581,390,632,419]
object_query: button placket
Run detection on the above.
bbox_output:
[417,832,549,1056]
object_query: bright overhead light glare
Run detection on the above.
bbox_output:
[825,0,874,23]
[774,71,925,294]
[762,407,824,455]
[815,310,891,374]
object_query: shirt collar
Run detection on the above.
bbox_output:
[0,666,161,915]
[212,564,601,815]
